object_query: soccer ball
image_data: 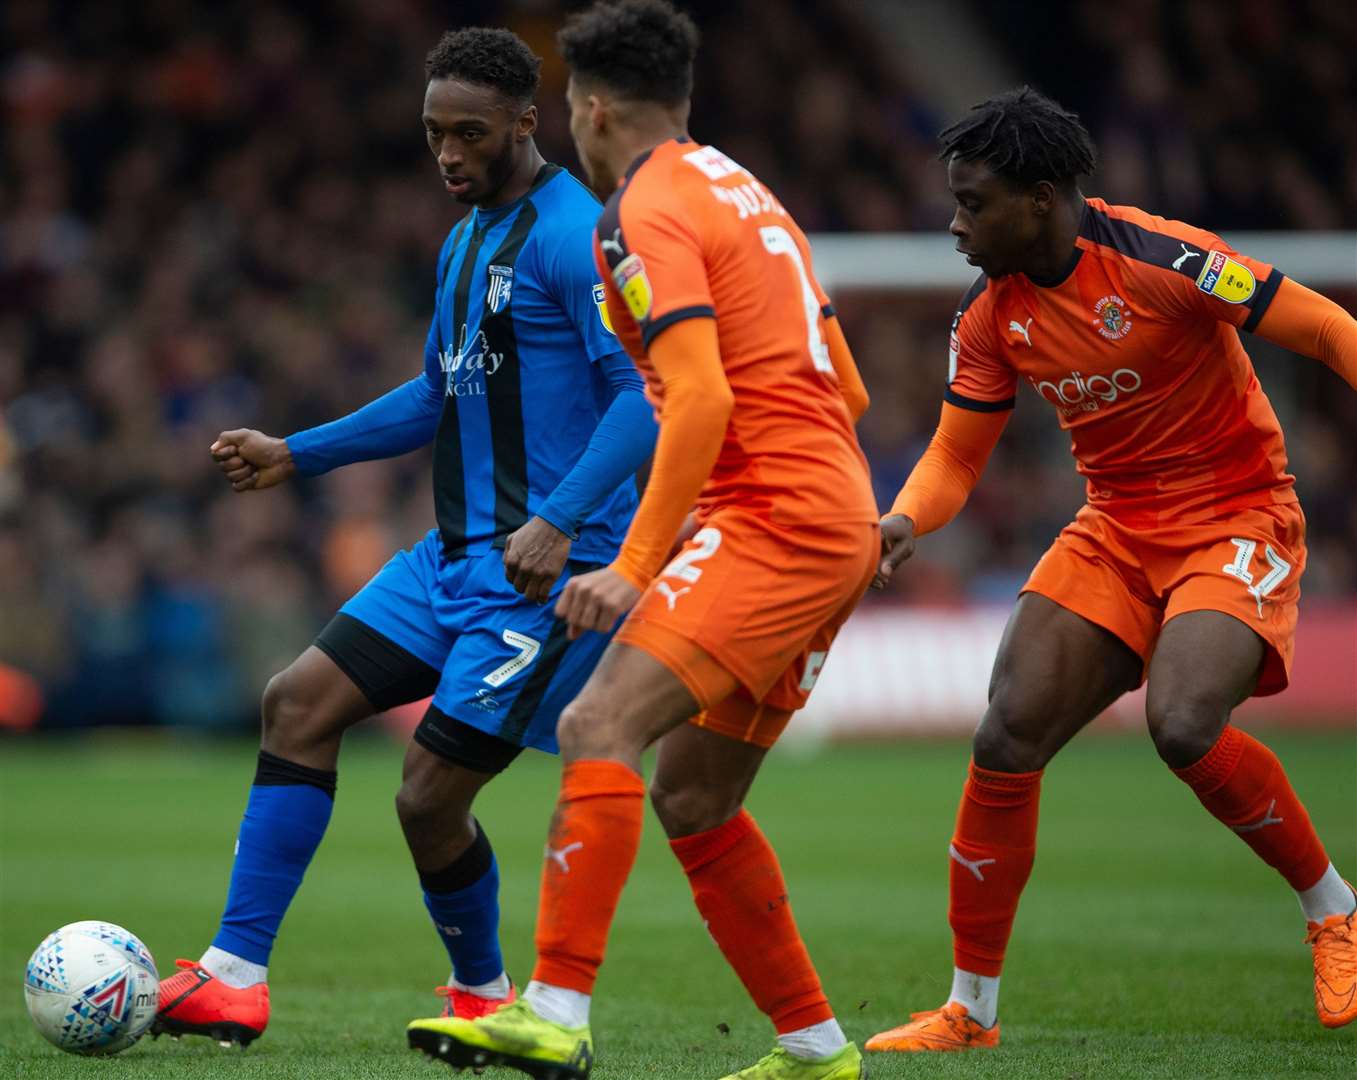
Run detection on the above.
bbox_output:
[24,921,159,1055]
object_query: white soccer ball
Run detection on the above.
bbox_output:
[24,921,159,1055]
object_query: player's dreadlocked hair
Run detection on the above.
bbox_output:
[558,0,700,106]
[938,87,1096,189]
[425,28,541,107]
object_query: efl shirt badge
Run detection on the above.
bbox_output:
[1196,250,1256,303]
[486,265,514,314]
[592,283,615,334]
[612,254,653,322]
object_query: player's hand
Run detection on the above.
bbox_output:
[555,567,641,640]
[872,514,917,590]
[210,429,296,492]
[503,516,573,604]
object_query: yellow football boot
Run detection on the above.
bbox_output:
[407,998,592,1079]
[718,1041,866,1079]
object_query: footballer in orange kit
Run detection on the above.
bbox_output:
[868,87,1357,1053]
[407,3,877,1078]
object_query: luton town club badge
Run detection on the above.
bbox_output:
[1094,294,1132,340]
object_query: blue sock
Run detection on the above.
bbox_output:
[421,820,504,986]
[212,751,336,966]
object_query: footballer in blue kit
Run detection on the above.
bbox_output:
[152,28,656,1047]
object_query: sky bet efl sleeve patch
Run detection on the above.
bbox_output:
[592,283,614,333]
[612,254,654,322]
[1195,250,1256,303]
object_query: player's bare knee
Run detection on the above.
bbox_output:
[395,774,470,850]
[394,779,438,843]
[649,777,733,838]
[260,668,308,753]
[393,779,424,834]
[1147,693,1229,769]
[974,699,1051,773]
[557,695,632,761]
[261,662,355,760]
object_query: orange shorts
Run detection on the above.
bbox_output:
[1023,501,1306,696]
[616,508,878,747]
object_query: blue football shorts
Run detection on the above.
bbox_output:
[317,528,611,758]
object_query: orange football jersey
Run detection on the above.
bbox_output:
[948,197,1295,527]
[592,138,876,526]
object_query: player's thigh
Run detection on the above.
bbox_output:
[621,511,877,711]
[754,543,879,729]
[1144,611,1265,766]
[651,721,767,838]
[1153,503,1305,699]
[418,553,615,760]
[321,528,454,712]
[555,639,717,762]
[976,592,1143,771]
[260,644,376,755]
[397,735,504,837]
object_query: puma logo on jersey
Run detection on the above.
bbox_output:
[949,843,997,882]
[1231,799,1283,834]
[545,841,584,873]
[1008,318,1033,346]
[655,582,691,610]
[1172,243,1201,271]
[600,228,625,260]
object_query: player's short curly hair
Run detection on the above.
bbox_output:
[939,86,1096,189]
[424,27,541,106]
[557,0,699,105]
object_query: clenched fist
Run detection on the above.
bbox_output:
[210,429,296,492]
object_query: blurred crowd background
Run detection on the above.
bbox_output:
[3,0,1354,729]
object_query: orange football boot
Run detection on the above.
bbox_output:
[1307,890,1357,1029]
[151,959,270,1046]
[436,980,517,1020]
[865,1001,999,1052]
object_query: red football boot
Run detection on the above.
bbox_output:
[152,959,270,1047]
[435,980,517,1019]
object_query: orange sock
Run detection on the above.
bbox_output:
[670,809,832,1034]
[949,760,1042,977]
[531,759,646,994]
[1173,725,1329,890]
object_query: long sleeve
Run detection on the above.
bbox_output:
[285,373,443,477]
[535,351,658,538]
[610,318,732,589]
[1253,276,1357,389]
[824,315,869,422]
[890,401,1009,536]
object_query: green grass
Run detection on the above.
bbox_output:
[1,730,1354,1078]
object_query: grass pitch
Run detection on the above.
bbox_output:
[1,730,1353,1078]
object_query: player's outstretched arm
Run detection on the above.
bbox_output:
[1254,277,1357,390]
[210,429,297,492]
[507,353,658,603]
[556,318,731,638]
[873,401,1008,589]
[824,316,870,422]
[283,375,444,477]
